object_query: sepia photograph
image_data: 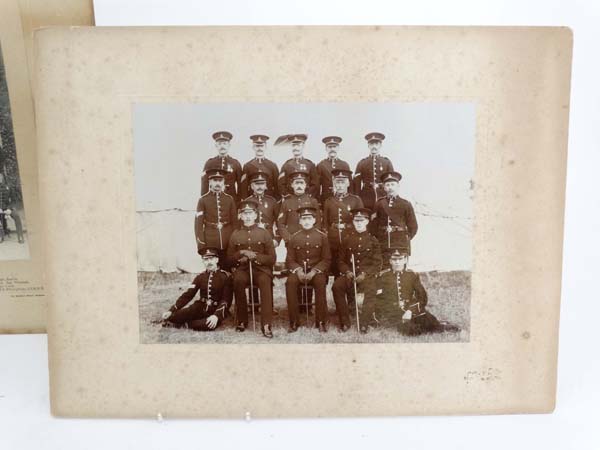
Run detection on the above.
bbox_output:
[0,44,29,261]
[134,102,474,343]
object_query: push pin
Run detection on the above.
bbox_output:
[157,412,163,422]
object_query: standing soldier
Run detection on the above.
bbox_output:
[277,134,319,198]
[240,134,280,199]
[227,200,276,338]
[201,131,243,202]
[332,208,382,332]
[0,173,24,244]
[316,136,351,203]
[322,169,363,277]
[195,168,237,269]
[284,206,331,333]
[375,248,458,335]
[353,132,394,210]
[374,171,418,265]
[276,171,321,246]
[244,172,281,247]
[159,247,232,331]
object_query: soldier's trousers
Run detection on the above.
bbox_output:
[285,272,328,326]
[167,301,224,331]
[233,269,273,327]
[332,275,377,327]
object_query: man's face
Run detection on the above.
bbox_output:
[291,141,304,157]
[390,256,408,272]
[333,177,349,194]
[215,139,230,156]
[326,144,338,159]
[253,142,266,158]
[368,140,382,155]
[291,179,306,195]
[240,210,257,227]
[353,217,369,233]
[203,256,219,271]
[299,215,316,230]
[209,177,225,192]
[251,181,267,195]
[384,180,399,196]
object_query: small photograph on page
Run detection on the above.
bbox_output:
[0,44,29,261]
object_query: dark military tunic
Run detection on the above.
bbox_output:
[316,157,351,203]
[277,157,320,198]
[243,194,281,244]
[226,224,276,327]
[195,192,237,267]
[285,227,331,326]
[240,157,280,199]
[374,195,418,260]
[375,268,441,335]
[201,155,243,201]
[353,155,394,209]
[165,269,232,331]
[332,230,382,327]
[276,193,322,244]
[322,193,364,275]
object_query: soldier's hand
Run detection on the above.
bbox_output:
[239,256,249,264]
[5,209,11,215]
[206,315,218,329]
[345,271,354,280]
[402,310,412,321]
[355,272,366,283]
[272,239,279,248]
[306,270,317,281]
[246,251,257,260]
[161,311,172,320]
[296,270,306,282]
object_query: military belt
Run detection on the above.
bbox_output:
[205,221,230,228]
[380,225,407,232]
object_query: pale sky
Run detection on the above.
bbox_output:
[133,102,475,271]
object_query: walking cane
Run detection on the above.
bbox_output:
[337,208,342,245]
[249,259,257,332]
[387,217,391,249]
[303,260,309,326]
[351,253,360,332]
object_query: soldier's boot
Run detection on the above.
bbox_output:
[318,321,327,333]
[288,322,298,333]
[235,323,246,332]
[340,324,350,333]
[359,325,369,334]
[262,324,273,339]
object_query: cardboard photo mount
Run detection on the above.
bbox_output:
[34,26,571,418]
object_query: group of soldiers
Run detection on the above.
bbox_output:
[159,131,455,338]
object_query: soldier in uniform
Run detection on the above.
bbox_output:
[243,172,281,246]
[276,171,321,245]
[277,134,319,198]
[375,248,457,335]
[353,132,394,210]
[322,169,363,277]
[316,136,351,203]
[240,135,280,200]
[195,168,237,269]
[284,206,331,333]
[159,247,232,331]
[227,200,276,338]
[332,208,382,332]
[374,171,418,266]
[200,131,243,202]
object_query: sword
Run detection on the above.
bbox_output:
[249,259,257,332]
[351,253,360,332]
[303,260,309,326]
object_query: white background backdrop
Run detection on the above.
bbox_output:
[134,102,474,272]
[1,1,598,449]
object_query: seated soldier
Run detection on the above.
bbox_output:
[375,248,459,336]
[285,206,331,333]
[160,247,232,331]
[332,208,381,332]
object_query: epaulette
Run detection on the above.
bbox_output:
[316,229,327,235]
[200,192,211,198]
[219,269,232,277]
[221,192,234,199]
[291,229,303,237]
[377,268,391,277]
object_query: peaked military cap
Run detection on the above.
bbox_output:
[250,134,269,143]
[206,168,227,179]
[331,168,353,180]
[249,172,268,183]
[322,135,342,145]
[297,206,318,217]
[389,247,409,259]
[380,171,402,183]
[289,171,309,182]
[212,131,233,142]
[291,134,308,143]
[199,247,220,258]
[365,132,386,143]
[239,199,259,212]
[351,207,372,220]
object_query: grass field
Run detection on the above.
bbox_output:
[138,270,470,344]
